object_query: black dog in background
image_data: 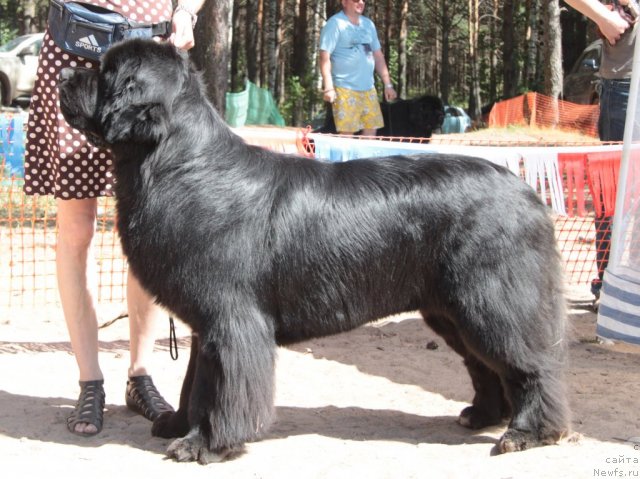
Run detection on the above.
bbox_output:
[58,39,569,464]
[315,95,444,138]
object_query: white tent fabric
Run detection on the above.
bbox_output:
[309,133,621,216]
[597,28,640,345]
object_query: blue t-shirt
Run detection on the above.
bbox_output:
[319,11,381,91]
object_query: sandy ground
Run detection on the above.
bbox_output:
[1,286,639,479]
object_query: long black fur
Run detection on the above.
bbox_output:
[58,39,570,464]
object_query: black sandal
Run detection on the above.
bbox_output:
[67,379,105,436]
[126,375,174,421]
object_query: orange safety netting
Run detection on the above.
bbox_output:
[489,92,600,138]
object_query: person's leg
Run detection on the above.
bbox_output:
[333,87,363,136]
[56,197,103,435]
[57,198,101,380]
[592,79,629,302]
[598,79,629,143]
[127,269,163,377]
[360,88,384,137]
[125,269,175,421]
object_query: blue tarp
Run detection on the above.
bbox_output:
[0,112,27,177]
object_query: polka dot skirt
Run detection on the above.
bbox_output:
[23,0,172,199]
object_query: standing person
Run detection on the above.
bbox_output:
[565,0,637,304]
[22,0,203,436]
[319,0,397,136]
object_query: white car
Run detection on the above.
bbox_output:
[440,105,472,134]
[0,33,44,107]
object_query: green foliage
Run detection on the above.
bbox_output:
[281,75,321,127]
[0,0,20,44]
[280,75,301,125]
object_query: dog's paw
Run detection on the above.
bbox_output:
[166,429,245,464]
[458,405,505,430]
[152,410,189,438]
[497,429,536,453]
[496,428,559,453]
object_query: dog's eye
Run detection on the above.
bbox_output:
[124,78,137,91]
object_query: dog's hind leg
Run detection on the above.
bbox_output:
[430,288,569,452]
[166,308,277,464]
[496,360,569,453]
[493,289,570,452]
[422,313,509,429]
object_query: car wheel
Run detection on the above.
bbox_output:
[0,77,9,107]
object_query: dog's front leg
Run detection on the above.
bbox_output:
[166,311,277,464]
[152,332,198,438]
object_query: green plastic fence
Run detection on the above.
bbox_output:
[225,81,285,128]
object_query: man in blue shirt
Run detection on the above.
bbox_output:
[319,0,397,135]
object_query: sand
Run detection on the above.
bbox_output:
[1,286,639,479]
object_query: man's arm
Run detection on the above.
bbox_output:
[319,50,337,103]
[564,0,631,45]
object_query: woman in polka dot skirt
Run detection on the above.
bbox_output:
[23,0,203,436]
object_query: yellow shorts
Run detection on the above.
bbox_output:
[332,87,384,133]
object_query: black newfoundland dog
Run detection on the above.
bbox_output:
[58,39,569,464]
[315,95,445,138]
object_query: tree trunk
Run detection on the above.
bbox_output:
[489,0,499,102]
[246,0,260,85]
[230,0,243,92]
[192,0,232,115]
[397,0,408,98]
[384,0,393,70]
[22,0,37,34]
[260,0,269,87]
[439,0,452,104]
[292,0,309,81]
[502,0,518,99]
[468,0,481,119]
[273,0,285,101]
[523,0,539,91]
[543,0,563,99]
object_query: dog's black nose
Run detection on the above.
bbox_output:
[59,67,75,82]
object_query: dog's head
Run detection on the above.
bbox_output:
[408,95,445,134]
[58,39,191,147]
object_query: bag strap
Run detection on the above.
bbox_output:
[151,21,172,39]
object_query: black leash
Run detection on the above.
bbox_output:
[169,316,178,360]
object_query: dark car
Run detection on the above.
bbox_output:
[563,40,602,105]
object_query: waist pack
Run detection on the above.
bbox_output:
[47,0,171,61]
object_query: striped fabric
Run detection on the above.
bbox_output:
[598,268,640,345]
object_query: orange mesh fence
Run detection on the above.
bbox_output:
[0,169,126,309]
[2,115,614,317]
[489,92,600,138]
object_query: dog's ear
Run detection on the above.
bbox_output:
[103,103,168,145]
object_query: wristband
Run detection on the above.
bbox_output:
[384,84,393,89]
[324,88,334,93]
